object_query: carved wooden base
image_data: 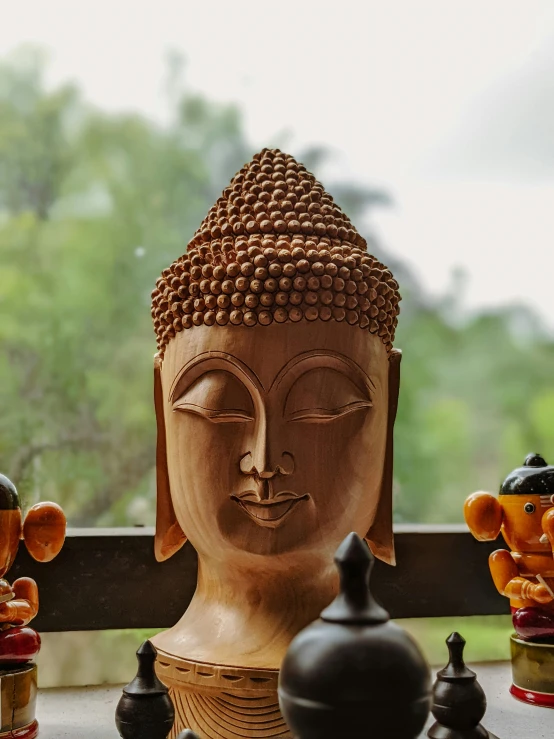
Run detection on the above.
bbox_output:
[156,650,291,739]
[0,663,38,737]
[510,634,554,707]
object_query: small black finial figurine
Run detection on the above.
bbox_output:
[428,633,499,739]
[278,532,431,739]
[115,640,175,739]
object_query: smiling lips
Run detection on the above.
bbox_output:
[232,491,308,527]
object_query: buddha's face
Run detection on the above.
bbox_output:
[159,321,396,560]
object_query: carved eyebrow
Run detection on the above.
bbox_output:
[169,351,264,403]
[270,350,376,395]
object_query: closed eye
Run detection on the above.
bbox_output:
[173,402,254,423]
[284,367,372,424]
[288,400,372,423]
[172,370,254,423]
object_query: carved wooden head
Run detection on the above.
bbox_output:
[152,149,401,566]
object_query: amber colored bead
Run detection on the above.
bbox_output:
[204,311,216,326]
[289,307,302,322]
[240,262,254,277]
[193,312,204,326]
[258,310,273,326]
[244,311,257,326]
[217,294,230,309]
[333,307,346,322]
[236,277,249,292]
[346,310,359,325]
[274,307,288,323]
[275,292,289,306]
[305,292,318,306]
[264,278,278,293]
[320,306,332,321]
[293,276,306,291]
[279,277,292,292]
[230,310,243,325]
[283,263,297,277]
[346,295,358,310]
[231,292,245,307]
[250,279,264,294]
[245,294,259,309]
[205,295,217,309]
[289,291,303,306]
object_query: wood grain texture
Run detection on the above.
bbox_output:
[151,320,399,737]
[153,322,397,667]
[156,652,289,739]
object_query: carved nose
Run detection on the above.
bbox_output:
[239,452,294,478]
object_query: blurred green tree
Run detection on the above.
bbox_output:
[2,48,554,526]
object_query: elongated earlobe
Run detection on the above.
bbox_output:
[365,349,401,566]
[154,355,187,562]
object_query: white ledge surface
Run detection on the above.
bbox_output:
[36,662,552,738]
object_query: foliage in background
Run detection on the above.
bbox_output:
[1,48,554,525]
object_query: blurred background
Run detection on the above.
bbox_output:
[1,0,554,681]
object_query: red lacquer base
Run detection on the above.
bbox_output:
[510,683,554,708]
[0,628,40,665]
[0,720,39,738]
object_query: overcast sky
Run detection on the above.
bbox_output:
[2,0,554,326]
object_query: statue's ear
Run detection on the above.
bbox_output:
[464,492,503,541]
[365,349,401,566]
[154,355,187,562]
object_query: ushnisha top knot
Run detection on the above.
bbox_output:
[151,149,401,356]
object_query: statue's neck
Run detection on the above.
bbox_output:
[154,551,338,670]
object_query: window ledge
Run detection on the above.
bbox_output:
[34,662,546,737]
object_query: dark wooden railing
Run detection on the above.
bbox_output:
[10,525,509,632]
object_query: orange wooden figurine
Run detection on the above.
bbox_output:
[465,453,554,707]
[150,149,402,738]
[0,472,66,737]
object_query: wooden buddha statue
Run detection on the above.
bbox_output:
[149,148,402,739]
